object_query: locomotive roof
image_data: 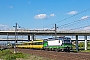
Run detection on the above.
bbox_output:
[48,37,70,39]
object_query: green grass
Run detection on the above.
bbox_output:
[72,41,90,52]
[78,48,90,52]
[0,49,30,60]
[0,49,51,60]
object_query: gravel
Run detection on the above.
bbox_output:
[15,49,90,60]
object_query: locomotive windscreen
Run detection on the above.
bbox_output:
[64,40,70,43]
[63,37,71,43]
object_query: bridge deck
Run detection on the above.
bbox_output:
[0,30,90,35]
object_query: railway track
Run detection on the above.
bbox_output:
[12,48,90,60]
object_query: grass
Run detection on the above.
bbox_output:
[27,55,51,60]
[2,41,90,60]
[72,41,90,53]
[0,49,30,60]
[0,49,51,60]
[78,48,90,52]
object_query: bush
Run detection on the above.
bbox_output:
[0,50,27,60]
[4,52,25,60]
[5,54,16,60]
[88,42,90,46]
[15,52,25,58]
[78,42,84,48]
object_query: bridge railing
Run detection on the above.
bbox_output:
[0,29,90,33]
[57,30,90,33]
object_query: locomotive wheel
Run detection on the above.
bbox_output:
[55,49,60,52]
[67,48,70,52]
[45,48,49,51]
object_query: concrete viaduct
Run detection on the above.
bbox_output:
[0,29,90,51]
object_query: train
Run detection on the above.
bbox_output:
[16,37,72,52]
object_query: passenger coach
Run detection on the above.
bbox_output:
[16,37,72,52]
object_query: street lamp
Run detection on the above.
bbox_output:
[13,23,17,53]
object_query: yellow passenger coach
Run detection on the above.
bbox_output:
[16,40,44,49]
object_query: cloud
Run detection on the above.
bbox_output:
[67,11,78,15]
[0,24,8,27]
[81,15,90,20]
[0,24,11,30]
[34,14,49,19]
[0,24,15,30]
[8,6,13,8]
[50,14,55,17]
[83,26,90,30]
[28,1,30,4]
[34,13,56,19]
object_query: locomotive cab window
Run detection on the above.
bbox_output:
[64,40,70,43]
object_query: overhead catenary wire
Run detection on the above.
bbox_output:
[50,18,90,30]
[57,19,82,28]
[67,20,89,29]
[66,18,90,30]
[44,8,90,29]
[57,18,90,29]
[69,24,90,31]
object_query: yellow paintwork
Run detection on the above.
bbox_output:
[16,39,44,49]
[16,45,43,49]
[31,45,43,48]
[22,40,43,44]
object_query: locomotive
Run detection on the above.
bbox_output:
[16,37,72,52]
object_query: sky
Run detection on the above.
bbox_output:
[0,0,90,30]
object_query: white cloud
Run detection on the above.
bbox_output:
[0,24,10,30]
[34,14,49,19]
[81,15,90,20]
[34,13,56,19]
[50,14,55,17]
[67,11,78,15]
[83,26,90,30]
[0,24,15,30]
[8,6,13,8]
[0,24,8,27]
[28,1,30,4]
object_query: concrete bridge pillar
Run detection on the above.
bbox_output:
[76,35,78,51]
[84,35,87,50]
[28,35,30,41]
[32,34,35,41]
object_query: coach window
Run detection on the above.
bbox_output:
[32,43,35,45]
[39,42,43,45]
[34,42,38,45]
[38,42,43,45]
